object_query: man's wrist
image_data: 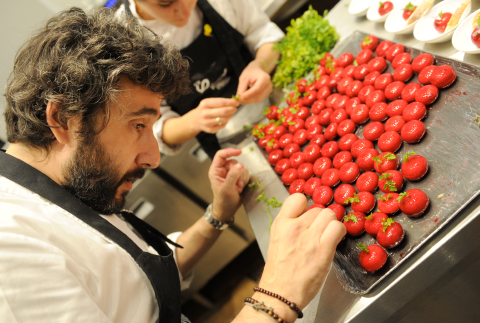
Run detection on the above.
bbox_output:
[211,202,235,223]
[251,292,299,323]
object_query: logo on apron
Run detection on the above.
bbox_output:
[193,68,231,93]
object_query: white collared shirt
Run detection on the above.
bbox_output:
[0,175,191,323]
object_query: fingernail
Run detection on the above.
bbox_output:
[235,164,243,169]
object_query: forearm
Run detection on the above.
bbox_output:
[254,42,280,74]
[161,114,199,146]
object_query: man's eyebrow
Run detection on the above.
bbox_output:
[127,107,161,120]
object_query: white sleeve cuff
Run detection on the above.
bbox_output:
[165,231,194,291]
[153,106,185,156]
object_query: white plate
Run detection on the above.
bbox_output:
[413,0,471,43]
[367,0,404,22]
[452,8,480,53]
[348,0,377,16]
[385,0,432,34]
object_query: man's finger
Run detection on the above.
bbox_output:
[276,194,308,219]
[236,76,251,96]
[204,107,237,119]
[211,149,242,169]
[201,97,240,109]
[224,163,244,189]
[308,208,338,236]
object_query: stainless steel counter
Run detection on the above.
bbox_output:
[234,1,480,321]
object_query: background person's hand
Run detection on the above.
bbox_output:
[209,149,249,222]
[257,194,346,310]
[185,98,239,134]
[236,60,273,105]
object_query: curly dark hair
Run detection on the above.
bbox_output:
[4,7,190,150]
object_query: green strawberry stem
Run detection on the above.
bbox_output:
[358,242,369,253]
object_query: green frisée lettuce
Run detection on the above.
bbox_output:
[272,6,339,88]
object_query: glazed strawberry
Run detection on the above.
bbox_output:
[337,77,354,94]
[378,1,394,16]
[354,64,371,80]
[356,171,379,192]
[342,65,357,78]
[328,203,346,221]
[369,102,388,122]
[321,141,339,159]
[274,158,291,174]
[346,97,361,114]
[404,103,427,122]
[362,35,379,51]
[319,53,333,66]
[374,73,393,91]
[338,52,355,67]
[338,133,359,151]
[313,157,332,177]
[304,177,322,196]
[303,144,321,163]
[377,192,401,214]
[356,49,374,65]
[393,64,413,82]
[401,152,428,180]
[318,108,334,126]
[366,90,386,108]
[434,11,452,33]
[385,81,406,101]
[337,119,356,137]
[317,85,331,100]
[334,183,356,205]
[283,143,301,158]
[312,185,334,205]
[385,116,406,133]
[310,134,327,147]
[358,243,388,272]
[278,133,293,148]
[305,114,321,128]
[378,170,404,193]
[368,57,388,73]
[401,120,426,143]
[363,122,385,141]
[401,82,422,102]
[418,65,437,85]
[373,152,399,173]
[430,65,457,88]
[333,151,354,169]
[415,85,438,105]
[365,212,389,236]
[378,131,403,153]
[358,85,375,103]
[252,123,266,139]
[377,218,405,248]
[346,80,365,98]
[402,2,417,20]
[412,53,435,73]
[281,168,298,185]
[321,168,341,187]
[391,53,412,69]
[351,139,375,159]
[264,105,279,120]
[311,99,327,114]
[268,149,284,165]
[297,163,314,180]
[350,104,370,124]
[293,129,308,146]
[288,118,305,134]
[315,66,328,80]
[331,109,349,124]
[306,124,323,141]
[348,192,376,214]
[286,91,300,106]
[290,151,305,168]
[386,44,405,62]
[265,138,280,153]
[363,71,381,86]
[398,189,430,217]
[357,149,380,172]
[387,99,409,117]
[296,106,310,120]
[343,212,366,236]
[296,79,308,93]
[375,40,393,58]
[289,179,305,194]
[324,123,338,141]
[308,203,325,211]
[339,162,361,183]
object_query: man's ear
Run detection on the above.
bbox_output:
[46,101,77,146]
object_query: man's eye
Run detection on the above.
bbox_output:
[135,124,146,130]
[158,1,174,7]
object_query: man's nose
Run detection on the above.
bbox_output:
[137,132,161,169]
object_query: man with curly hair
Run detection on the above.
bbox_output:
[0,7,345,323]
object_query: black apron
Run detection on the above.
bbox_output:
[120,0,253,158]
[0,151,187,323]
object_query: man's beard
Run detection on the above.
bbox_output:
[61,136,145,214]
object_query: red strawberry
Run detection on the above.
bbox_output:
[377,218,405,249]
[321,168,341,187]
[365,212,389,236]
[398,189,430,217]
[343,212,366,236]
[313,157,332,177]
[333,151,354,169]
[304,177,322,196]
[401,152,428,181]
[328,203,346,221]
[356,171,379,193]
[373,152,399,173]
[357,148,379,172]
[347,192,376,214]
[358,243,388,272]
[289,179,305,194]
[378,170,404,193]
[308,203,325,211]
[351,139,375,159]
[361,35,379,51]
[401,120,426,143]
[377,193,401,214]
[312,185,334,205]
[378,131,403,153]
[339,162,361,183]
[334,183,356,205]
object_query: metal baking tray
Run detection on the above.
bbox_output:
[327,31,480,294]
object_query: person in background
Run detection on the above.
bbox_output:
[0,8,345,323]
[114,0,284,158]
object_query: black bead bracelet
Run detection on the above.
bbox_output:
[253,287,304,319]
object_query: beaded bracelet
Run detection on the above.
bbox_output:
[253,286,304,319]
[244,297,287,323]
